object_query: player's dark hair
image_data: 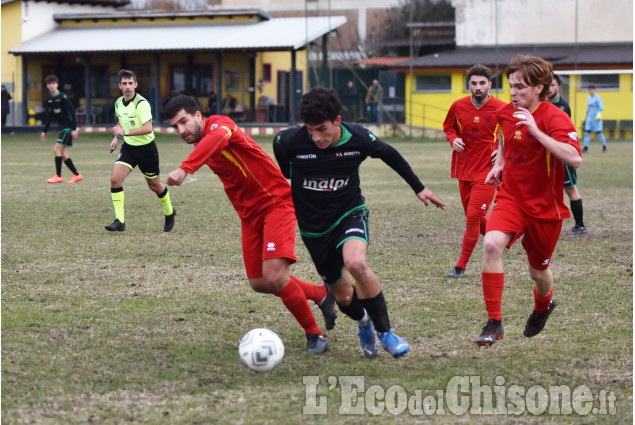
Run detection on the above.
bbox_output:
[299,87,341,124]
[117,69,137,83]
[44,75,58,84]
[466,64,492,81]
[553,73,562,86]
[506,54,553,100]
[588,84,596,89]
[164,94,201,120]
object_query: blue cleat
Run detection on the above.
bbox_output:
[358,320,378,358]
[379,330,410,358]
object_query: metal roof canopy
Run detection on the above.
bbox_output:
[10,16,347,55]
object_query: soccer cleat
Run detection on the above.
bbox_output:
[447,266,465,279]
[358,320,378,358]
[475,319,504,346]
[164,208,176,232]
[105,219,125,232]
[569,225,587,235]
[304,334,328,355]
[523,299,557,337]
[46,174,63,183]
[317,288,337,330]
[67,173,83,184]
[602,146,607,153]
[378,330,410,358]
[582,146,588,153]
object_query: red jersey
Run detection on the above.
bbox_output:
[443,95,506,181]
[496,102,581,220]
[179,115,292,221]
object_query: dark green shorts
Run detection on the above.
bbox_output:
[56,128,74,147]
[564,163,577,188]
[300,208,370,286]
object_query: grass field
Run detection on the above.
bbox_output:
[1,132,632,424]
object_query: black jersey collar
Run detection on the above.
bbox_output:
[122,93,137,107]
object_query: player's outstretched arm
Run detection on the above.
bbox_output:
[416,188,446,209]
[167,168,188,186]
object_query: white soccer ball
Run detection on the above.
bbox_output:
[239,328,285,372]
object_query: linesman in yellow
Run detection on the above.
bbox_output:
[106,69,176,232]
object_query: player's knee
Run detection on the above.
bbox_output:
[483,236,504,259]
[344,256,369,279]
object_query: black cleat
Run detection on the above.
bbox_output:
[317,287,337,330]
[304,334,328,355]
[476,319,504,346]
[447,266,465,279]
[582,146,588,153]
[524,299,557,337]
[569,225,587,235]
[105,219,125,232]
[164,208,176,232]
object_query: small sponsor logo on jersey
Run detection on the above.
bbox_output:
[568,132,578,141]
[474,116,480,123]
[302,177,349,191]
[542,258,550,266]
[296,154,317,159]
[210,124,218,131]
[53,108,61,114]
[345,227,365,235]
[336,151,361,157]
[481,203,487,210]
[130,120,135,126]
[366,131,377,141]
[514,130,522,140]
[267,242,276,252]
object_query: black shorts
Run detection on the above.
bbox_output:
[301,208,370,286]
[564,163,577,188]
[116,141,160,179]
[56,128,74,147]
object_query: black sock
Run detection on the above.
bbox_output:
[157,187,168,198]
[336,286,366,322]
[360,291,391,333]
[64,158,79,175]
[55,156,63,176]
[570,199,585,227]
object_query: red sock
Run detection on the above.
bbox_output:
[534,287,553,314]
[290,275,327,304]
[480,216,488,236]
[273,279,322,335]
[457,214,482,270]
[482,272,504,321]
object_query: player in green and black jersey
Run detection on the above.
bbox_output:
[548,73,586,234]
[274,87,445,358]
[40,75,82,184]
[105,69,175,232]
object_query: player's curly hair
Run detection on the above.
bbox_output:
[299,87,341,124]
[44,75,58,84]
[506,54,553,100]
[466,64,492,81]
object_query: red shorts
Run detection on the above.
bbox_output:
[241,200,298,279]
[486,198,563,270]
[458,180,495,217]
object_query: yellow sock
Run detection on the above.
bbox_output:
[158,188,174,216]
[111,189,125,222]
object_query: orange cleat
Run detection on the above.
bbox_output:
[46,175,63,183]
[67,174,83,184]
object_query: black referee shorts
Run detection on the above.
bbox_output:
[116,141,161,179]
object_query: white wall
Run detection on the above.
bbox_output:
[452,0,633,46]
[22,2,112,42]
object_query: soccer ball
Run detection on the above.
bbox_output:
[239,328,285,372]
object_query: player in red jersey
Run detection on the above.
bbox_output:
[163,95,336,355]
[443,64,506,279]
[475,55,582,346]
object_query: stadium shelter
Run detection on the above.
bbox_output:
[8,9,346,127]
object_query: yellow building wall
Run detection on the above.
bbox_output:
[406,71,632,133]
[1,1,23,101]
